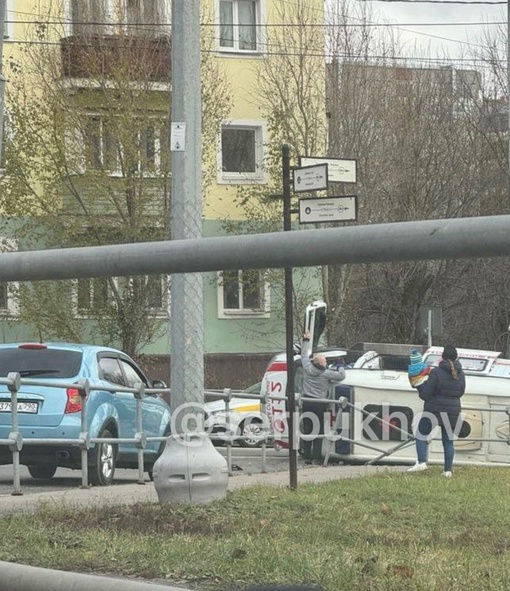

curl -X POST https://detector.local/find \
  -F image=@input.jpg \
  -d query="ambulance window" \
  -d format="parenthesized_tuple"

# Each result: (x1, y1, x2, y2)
(458, 420, 471, 438)
(363, 404, 414, 441)
(458, 358, 487, 372)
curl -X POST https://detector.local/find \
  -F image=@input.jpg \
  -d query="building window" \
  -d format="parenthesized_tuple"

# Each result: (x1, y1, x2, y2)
(68, 0, 170, 36)
(126, 0, 169, 36)
(70, 0, 107, 35)
(218, 269, 270, 318)
(362, 405, 414, 442)
(219, 0, 260, 52)
(219, 121, 265, 184)
(76, 277, 112, 315)
(83, 115, 169, 176)
(75, 276, 168, 318)
(124, 275, 169, 317)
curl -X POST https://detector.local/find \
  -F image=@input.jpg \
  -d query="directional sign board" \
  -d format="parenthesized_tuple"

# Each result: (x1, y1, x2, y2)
(299, 195, 358, 224)
(292, 163, 328, 193)
(300, 157, 357, 184)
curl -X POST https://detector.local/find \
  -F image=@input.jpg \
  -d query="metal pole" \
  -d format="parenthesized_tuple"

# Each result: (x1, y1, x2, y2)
(282, 144, 298, 490)
(170, 0, 204, 426)
(508, 0, 510, 206)
(3, 216, 510, 281)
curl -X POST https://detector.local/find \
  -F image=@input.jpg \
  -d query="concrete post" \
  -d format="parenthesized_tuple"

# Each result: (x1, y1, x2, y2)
(154, 0, 228, 504)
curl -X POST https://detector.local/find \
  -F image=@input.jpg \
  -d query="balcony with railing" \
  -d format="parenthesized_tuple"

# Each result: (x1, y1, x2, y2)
(60, 34, 171, 82)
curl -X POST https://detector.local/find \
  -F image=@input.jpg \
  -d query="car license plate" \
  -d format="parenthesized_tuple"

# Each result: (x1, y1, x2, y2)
(0, 401, 39, 414)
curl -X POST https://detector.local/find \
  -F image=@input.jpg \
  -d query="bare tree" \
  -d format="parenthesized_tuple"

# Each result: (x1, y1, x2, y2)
(326, 1, 497, 347)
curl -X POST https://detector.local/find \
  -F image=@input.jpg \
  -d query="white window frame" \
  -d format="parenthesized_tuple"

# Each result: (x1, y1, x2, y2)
(73, 277, 118, 318)
(3, 0, 13, 40)
(217, 270, 270, 319)
(218, 119, 266, 184)
(64, 0, 171, 36)
(73, 275, 169, 318)
(83, 113, 168, 178)
(217, 0, 266, 54)
(0, 237, 19, 317)
(124, 275, 169, 318)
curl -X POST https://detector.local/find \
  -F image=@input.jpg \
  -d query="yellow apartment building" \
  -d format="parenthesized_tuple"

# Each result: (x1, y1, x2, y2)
(0, 0, 327, 385)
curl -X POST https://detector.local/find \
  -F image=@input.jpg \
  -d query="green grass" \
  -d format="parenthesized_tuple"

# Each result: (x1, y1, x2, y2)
(1, 466, 510, 590)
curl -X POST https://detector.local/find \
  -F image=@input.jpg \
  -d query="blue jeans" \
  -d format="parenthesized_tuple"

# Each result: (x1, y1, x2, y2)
(415, 414, 456, 472)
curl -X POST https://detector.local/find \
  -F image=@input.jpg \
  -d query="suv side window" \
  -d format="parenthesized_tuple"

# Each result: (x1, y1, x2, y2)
(99, 357, 124, 386)
(119, 359, 148, 389)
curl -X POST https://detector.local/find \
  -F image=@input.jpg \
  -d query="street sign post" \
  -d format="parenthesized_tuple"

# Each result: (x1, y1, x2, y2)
(300, 156, 357, 184)
(299, 195, 358, 224)
(292, 163, 328, 193)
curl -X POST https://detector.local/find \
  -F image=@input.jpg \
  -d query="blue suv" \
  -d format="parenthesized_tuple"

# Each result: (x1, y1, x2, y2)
(0, 342, 171, 485)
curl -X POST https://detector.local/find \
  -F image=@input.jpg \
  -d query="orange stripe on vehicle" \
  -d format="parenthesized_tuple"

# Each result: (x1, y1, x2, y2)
(237, 404, 261, 413)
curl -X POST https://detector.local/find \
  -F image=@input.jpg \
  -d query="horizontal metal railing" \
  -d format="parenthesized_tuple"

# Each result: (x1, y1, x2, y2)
(0, 375, 279, 494)
(1, 376, 509, 495)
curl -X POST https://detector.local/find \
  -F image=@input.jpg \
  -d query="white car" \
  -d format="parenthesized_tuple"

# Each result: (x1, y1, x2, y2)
(205, 383, 269, 448)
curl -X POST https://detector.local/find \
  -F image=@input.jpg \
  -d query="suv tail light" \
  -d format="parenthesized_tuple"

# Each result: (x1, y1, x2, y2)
(65, 388, 82, 414)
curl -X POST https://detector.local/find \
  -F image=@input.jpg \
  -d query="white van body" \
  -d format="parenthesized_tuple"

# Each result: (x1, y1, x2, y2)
(262, 346, 510, 467)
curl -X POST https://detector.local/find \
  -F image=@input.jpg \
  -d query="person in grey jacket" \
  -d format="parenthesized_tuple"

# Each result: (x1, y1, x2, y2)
(300, 331, 346, 464)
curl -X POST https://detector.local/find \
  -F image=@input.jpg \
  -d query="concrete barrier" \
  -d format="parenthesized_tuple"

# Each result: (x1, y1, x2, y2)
(0, 561, 186, 591)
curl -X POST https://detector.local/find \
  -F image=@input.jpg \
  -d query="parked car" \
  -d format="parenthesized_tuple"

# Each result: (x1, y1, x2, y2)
(0, 342, 171, 485)
(205, 382, 269, 448)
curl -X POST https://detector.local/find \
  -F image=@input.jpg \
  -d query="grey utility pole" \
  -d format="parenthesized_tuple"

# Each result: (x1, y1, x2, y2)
(153, 0, 228, 504)
(169, 0, 204, 427)
(0, 0, 7, 169)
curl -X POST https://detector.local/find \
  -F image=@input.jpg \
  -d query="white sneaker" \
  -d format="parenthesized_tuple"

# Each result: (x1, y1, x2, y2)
(442, 471, 453, 478)
(407, 462, 428, 473)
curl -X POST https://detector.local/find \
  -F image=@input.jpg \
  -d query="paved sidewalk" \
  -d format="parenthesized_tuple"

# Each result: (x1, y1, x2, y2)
(0, 464, 407, 515)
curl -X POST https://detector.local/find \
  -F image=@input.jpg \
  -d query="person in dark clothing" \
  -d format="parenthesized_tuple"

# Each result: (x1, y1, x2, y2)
(300, 331, 345, 464)
(408, 345, 466, 477)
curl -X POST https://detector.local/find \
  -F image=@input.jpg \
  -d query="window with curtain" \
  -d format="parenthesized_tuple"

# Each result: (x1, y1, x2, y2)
(70, 0, 106, 35)
(83, 114, 169, 176)
(126, 0, 167, 36)
(219, 0, 258, 52)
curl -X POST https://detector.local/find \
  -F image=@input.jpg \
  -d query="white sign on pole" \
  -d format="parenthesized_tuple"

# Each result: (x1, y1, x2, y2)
(300, 157, 357, 184)
(170, 122, 186, 151)
(292, 163, 328, 193)
(299, 195, 358, 224)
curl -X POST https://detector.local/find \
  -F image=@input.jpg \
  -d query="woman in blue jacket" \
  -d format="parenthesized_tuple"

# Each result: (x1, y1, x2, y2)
(408, 345, 465, 477)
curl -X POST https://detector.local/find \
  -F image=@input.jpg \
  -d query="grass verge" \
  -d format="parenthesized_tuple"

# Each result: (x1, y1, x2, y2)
(0, 466, 510, 590)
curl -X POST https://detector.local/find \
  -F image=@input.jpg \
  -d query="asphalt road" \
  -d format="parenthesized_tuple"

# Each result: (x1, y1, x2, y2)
(0, 446, 291, 496)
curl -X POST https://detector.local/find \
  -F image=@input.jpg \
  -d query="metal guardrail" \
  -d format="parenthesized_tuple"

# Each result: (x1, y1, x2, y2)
(2, 378, 510, 495)
(0, 376, 278, 494)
